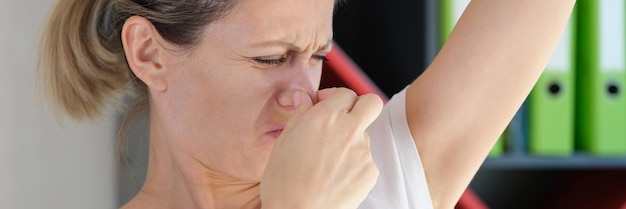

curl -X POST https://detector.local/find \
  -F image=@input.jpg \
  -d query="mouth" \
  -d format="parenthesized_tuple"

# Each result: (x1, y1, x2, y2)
(266, 129, 284, 139)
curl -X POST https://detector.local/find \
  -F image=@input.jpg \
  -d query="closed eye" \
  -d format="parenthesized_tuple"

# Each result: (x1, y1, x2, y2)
(253, 55, 328, 66)
(313, 55, 329, 62)
(253, 57, 287, 65)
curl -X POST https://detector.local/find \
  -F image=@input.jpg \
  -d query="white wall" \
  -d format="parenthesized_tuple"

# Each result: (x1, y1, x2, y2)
(0, 1, 117, 208)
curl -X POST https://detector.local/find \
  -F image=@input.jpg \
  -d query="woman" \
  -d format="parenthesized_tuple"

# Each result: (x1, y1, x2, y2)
(38, 0, 575, 208)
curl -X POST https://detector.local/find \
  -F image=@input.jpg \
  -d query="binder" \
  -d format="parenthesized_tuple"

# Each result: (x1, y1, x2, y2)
(455, 188, 489, 209)
(439, 0, 471, 47)
(441, 0, 505, 156)
(577, 0, 626, 155)
(321, 42, 386, 99)
(509, 101, 528, 155)
(528, 10, 576, 156)
(488, 133, 504, 157)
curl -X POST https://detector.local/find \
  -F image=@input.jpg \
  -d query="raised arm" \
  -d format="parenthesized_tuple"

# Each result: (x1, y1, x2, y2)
(405, 1, 576, 208)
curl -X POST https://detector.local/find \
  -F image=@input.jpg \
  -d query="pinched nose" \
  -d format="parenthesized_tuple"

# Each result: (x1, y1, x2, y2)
(277, 89, 317, 108)
(275, 59, 321, 109)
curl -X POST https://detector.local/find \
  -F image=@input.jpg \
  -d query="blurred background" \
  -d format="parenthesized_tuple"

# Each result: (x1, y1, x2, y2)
(1, 1, 116, 209)
(3, 0, 626, 209)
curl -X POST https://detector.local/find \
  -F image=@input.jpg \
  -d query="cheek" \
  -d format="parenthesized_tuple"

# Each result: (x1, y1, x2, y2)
(171, 61, 265, 138)
(193, 72, 266, 127)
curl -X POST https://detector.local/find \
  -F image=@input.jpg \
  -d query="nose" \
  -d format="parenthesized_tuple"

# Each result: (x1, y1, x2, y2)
(276, 62, 320, 108)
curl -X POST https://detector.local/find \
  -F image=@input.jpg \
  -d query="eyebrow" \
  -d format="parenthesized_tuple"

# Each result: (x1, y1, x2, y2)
(250, 39, 333, 52)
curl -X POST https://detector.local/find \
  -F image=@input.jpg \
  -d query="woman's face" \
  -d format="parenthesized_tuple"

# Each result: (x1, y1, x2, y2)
(158, 0, 335, 181)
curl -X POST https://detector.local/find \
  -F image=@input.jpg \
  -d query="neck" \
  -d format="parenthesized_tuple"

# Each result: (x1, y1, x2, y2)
(123, 114, 262, 209)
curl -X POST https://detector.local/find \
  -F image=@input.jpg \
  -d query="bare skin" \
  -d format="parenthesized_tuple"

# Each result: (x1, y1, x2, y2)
(119, 0, 576, 208)
(407, 1, 575, 207)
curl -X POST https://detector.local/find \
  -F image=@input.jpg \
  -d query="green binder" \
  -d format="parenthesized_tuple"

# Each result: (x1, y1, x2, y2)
(488, 133, 505, 158)
(577, 0, 626, 156)
(439, 0, 470, 47)
(528, 10, 576, 156)
(440, 0, 505, 156)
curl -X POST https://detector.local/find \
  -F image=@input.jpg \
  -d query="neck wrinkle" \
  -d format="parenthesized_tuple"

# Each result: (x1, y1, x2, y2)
(134, 109, 262, 209)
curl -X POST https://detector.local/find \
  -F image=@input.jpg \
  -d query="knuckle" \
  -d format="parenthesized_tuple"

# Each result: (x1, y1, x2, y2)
(358, 94, 384, 109)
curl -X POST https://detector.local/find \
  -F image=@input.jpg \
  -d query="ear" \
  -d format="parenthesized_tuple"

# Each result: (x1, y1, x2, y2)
(121, 16, 168, 92)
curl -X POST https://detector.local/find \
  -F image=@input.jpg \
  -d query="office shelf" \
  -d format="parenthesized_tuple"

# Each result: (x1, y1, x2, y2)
(482, 153, 626, 169)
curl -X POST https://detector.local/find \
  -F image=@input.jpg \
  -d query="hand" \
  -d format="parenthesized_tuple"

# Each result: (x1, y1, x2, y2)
(260, 87, 383, 209)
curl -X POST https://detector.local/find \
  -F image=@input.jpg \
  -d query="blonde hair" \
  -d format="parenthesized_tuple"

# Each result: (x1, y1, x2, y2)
(39, 0, 129, 120)
(38, 0, 234, 118)
(37, 0, 235, 160)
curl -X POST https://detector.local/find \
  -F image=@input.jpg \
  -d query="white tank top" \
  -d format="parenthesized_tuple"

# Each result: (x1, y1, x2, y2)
(359, 87, 434, 209)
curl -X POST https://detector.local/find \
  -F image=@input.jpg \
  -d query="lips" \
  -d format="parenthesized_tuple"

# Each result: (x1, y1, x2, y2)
(266, 129, 284, 138)
(264, 123, 286, 139)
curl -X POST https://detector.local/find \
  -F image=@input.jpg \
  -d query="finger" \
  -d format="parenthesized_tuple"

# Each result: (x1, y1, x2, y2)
(349, 94, 384, 128)
(316, 87, 337, 101)
(316, 87, 358, 112)
(289, 90, 314, 122)
(363, 131, 372, 150)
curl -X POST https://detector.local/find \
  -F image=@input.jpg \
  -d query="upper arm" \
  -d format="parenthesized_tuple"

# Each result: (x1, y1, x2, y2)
(404, 1, 576, 208)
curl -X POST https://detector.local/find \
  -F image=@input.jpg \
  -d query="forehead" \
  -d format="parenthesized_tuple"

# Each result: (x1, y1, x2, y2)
(205, 0, 336, 50)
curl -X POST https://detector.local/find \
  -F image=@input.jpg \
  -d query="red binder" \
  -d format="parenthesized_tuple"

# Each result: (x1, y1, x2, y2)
(456, 188, 489, 209)
(321, 43, 386, 99)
